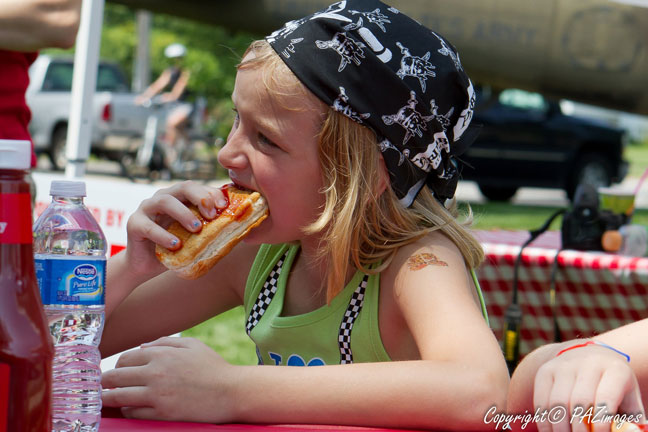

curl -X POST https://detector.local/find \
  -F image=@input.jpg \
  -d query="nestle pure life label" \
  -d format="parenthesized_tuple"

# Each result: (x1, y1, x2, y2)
(35, 256, 106, 306)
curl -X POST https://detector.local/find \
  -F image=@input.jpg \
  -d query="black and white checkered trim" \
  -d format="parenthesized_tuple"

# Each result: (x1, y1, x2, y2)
(338, 274, 369, 364)
(246, 251, 289, 336)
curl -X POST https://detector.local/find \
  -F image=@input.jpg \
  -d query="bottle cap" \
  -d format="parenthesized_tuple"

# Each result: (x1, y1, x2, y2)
(0, 139, 31, 170)
(50, 180, 86, 197)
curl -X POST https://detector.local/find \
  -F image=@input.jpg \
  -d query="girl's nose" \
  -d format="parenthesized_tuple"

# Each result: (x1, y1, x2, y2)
(217, 132, 247, 171)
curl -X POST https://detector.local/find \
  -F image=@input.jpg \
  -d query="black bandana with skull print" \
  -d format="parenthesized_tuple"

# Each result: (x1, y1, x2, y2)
(267, 0, 480, 207)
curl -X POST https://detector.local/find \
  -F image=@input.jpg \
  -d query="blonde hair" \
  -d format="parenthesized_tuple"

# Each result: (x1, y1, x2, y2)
(239, 41, 484, 302)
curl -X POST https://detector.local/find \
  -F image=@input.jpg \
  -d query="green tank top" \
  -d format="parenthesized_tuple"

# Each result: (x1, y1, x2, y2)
(244, 244, 488, 366)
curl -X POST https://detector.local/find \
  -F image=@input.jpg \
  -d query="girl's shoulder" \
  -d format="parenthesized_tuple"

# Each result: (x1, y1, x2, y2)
(381, 230, 468, 291)
(391, 230, 465, 268)
(380, 230, 486, 324)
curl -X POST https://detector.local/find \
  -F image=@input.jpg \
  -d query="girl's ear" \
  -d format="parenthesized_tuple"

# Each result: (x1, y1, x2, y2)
(377, 154, 390, 197)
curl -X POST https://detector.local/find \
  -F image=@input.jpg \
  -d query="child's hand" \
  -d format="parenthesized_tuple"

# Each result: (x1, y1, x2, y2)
(533, 344, 645, 432)
(101, 337, 237, 423)
(124, 181, 228, 277)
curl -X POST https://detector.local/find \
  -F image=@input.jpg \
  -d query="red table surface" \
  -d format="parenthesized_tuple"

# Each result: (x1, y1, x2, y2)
(100, 418, 427, 432)
(100, 408, 427, 432)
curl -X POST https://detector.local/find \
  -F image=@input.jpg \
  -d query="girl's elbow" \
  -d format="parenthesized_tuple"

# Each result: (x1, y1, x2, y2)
(465, 369, 510, 427)
(421, 367, 508, 430)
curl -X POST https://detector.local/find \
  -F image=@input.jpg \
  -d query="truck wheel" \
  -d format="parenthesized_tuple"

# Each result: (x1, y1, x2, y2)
(49, 125, 68, 170)
(478, 184, 518, 201)
(149, 146, 167, 172)
(567, 154, 611, 201)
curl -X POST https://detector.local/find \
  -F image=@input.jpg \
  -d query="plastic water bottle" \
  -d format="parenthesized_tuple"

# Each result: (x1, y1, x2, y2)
(33, 180, 106, 432)
(619, 224, 648, 257)
(0, 139, 53, 431)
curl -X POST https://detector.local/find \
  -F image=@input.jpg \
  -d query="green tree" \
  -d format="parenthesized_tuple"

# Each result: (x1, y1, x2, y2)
(99, 4, 260, 138)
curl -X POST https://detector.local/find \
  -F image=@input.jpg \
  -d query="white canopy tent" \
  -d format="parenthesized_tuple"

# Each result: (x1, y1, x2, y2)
(64, 0, 105, 178)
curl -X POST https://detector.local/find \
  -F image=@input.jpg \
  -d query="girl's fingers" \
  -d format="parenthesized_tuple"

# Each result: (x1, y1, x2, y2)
(134, 182, 230, 243)
(127, 211, 182, 250)
(534, 364, 575, 432)
(618, 385, 646, 425)
(140, 336, 200, 349)
(143, 193, 203, 233)
(534, 365, 556, 432)
(159, 181, 229, 221)
(113, 348, 154, 369)
(592, 365, 643, 432)
(533, 347, 644, 432)
(196, 187, 229, 220)
(102, 366, 147, 389)
(101, 385, 150, 408)
(546, 370, 576, 432)
(569, 366, 603, 432)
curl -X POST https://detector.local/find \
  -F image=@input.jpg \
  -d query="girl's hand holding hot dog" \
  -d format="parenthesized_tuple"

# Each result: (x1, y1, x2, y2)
(104, 181, 229, 322)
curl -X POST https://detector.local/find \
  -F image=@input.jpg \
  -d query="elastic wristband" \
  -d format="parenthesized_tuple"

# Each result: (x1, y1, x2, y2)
(556, 340, 630, 362)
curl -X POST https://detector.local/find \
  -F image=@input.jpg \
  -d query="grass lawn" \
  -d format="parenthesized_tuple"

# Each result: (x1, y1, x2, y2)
(182, 307, 258, 365)
(625, 140, 648, 178)
(183, 140, 648, 365)
(466, 202, 648, 231)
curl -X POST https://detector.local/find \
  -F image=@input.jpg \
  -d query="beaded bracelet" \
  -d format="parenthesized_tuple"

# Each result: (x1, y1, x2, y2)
(556, 340, 630, 362)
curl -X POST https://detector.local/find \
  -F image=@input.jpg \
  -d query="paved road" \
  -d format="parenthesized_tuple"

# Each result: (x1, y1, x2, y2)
(456, 177, 648, 209)
(35, 156, 647, 210)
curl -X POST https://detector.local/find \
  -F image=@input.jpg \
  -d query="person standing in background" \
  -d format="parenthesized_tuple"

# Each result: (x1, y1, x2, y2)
(0, 0, 82, 198)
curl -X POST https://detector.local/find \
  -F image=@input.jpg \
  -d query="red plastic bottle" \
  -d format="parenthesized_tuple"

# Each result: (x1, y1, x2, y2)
(0, 140, 53, 432)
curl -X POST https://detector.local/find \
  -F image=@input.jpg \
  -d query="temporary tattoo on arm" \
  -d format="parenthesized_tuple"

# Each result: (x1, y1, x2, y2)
(407, 253, 448, 271)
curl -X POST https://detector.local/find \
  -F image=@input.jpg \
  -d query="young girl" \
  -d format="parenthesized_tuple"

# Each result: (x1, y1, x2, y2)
(100, 1, 509, 429)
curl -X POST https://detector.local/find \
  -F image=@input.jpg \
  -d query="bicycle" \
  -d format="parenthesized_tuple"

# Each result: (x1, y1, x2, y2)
(121, 96, 223, 182)
(167, 96, 225, 181)
(136, 97, 169, 177)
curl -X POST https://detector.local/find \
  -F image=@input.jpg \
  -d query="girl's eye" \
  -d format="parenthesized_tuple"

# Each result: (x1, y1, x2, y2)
(231, 109, 240, 128)
(230, 107, 280, 151)
(258, 133, 277, 149)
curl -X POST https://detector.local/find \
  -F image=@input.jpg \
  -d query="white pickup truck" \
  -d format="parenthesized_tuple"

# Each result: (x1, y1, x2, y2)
(26, 54, 156, 169)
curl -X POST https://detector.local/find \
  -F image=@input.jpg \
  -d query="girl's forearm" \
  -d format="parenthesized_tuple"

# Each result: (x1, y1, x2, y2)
(105, 251, 161, 319)
(228, 360, 508, 431)
(596, 319, 648, 408)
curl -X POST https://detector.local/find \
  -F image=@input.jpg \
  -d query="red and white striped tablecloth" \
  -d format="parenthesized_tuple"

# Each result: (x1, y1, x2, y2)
(473, 230, 648, 358)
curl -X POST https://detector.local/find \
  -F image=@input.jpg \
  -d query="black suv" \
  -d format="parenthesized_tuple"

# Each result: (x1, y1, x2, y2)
(460, 87, 628, 201)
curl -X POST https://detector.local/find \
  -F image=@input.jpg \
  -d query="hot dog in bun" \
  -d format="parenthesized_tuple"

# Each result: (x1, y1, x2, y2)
(155, 184, 268, 279)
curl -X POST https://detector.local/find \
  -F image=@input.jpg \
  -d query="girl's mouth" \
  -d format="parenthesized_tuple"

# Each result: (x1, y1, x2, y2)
(228, 171, 259, 195)
(228, 171, 248, 191)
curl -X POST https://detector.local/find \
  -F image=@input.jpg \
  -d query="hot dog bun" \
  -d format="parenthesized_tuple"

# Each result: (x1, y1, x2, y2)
(155, 184, 268, 279)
